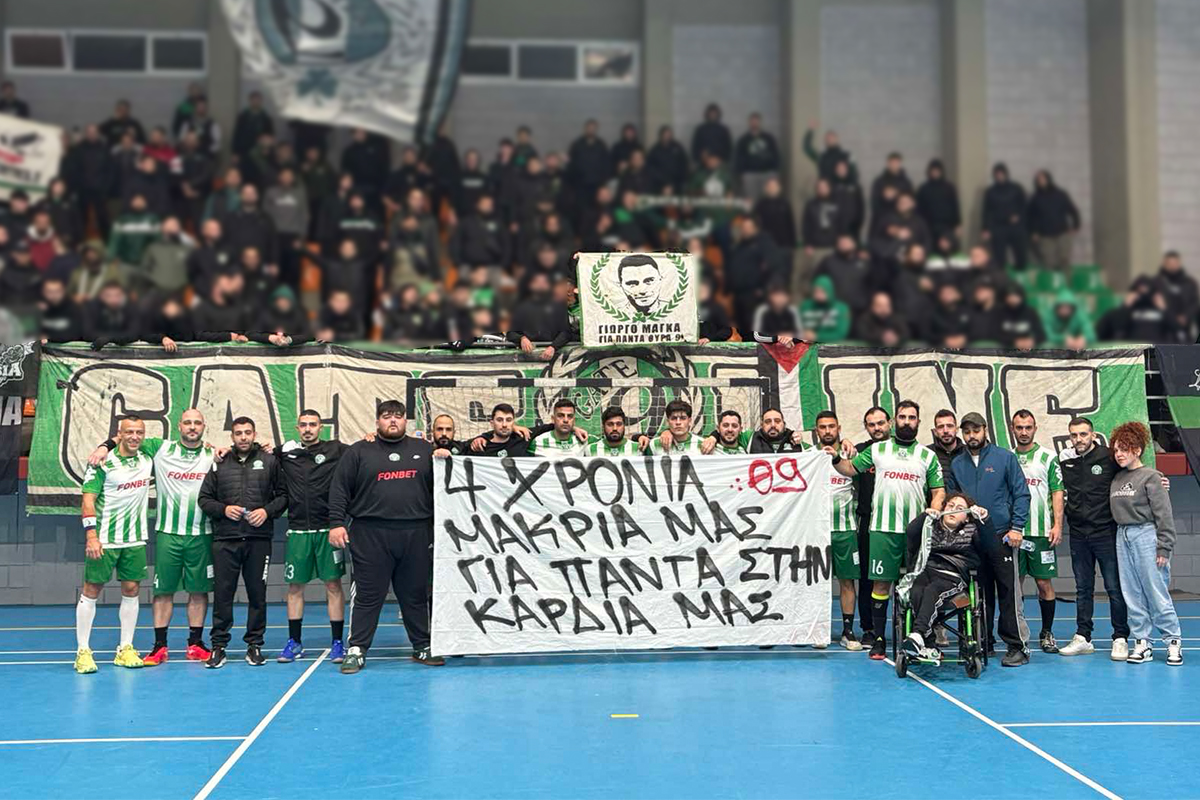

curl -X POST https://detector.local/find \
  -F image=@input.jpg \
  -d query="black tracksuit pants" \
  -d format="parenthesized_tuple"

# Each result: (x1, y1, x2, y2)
(977, 535, 1030, 652)
(348, 519, 432, 652)
(910, 568, 967, 640)
(211, 537, 271, 648)
(857, 515, 873, 632)
(989, 224, 1028, 270)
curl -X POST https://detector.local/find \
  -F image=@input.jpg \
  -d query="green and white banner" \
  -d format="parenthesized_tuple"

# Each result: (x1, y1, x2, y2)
(578, 252, 699, 346)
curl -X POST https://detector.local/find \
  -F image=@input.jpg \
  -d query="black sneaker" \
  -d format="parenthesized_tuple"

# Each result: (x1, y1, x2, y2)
(412, 647, 445, 666)
(340, 646, 365, 674)
(1039, 630, 1059, 654)
(205, 646, 227, 669)
(869, 636, 886, 661)
(986, 638, 998, 656)
(245, 645, 266, 666)
(1001, 648, 1030, 667)
(860, 630, 877, 649)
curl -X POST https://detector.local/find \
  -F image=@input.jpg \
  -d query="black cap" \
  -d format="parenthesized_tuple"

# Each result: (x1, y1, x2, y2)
(960, 412, 986, 429)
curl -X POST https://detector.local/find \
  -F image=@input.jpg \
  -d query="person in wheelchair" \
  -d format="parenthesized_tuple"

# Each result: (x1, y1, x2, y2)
(901, 493, 992, 661)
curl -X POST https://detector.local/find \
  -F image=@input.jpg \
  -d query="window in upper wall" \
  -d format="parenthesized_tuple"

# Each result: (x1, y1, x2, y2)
(8, 32, 68, 71)
(460, 40, 639, 86)
(73, 34, 146, 72)
(5, 29, 207, 76)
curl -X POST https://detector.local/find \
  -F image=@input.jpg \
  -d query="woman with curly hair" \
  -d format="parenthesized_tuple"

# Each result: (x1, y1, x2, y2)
(1108, 421, 1182, 665)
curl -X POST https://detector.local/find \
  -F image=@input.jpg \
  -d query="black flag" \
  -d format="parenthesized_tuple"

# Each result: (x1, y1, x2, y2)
(0, 342, 37, 494)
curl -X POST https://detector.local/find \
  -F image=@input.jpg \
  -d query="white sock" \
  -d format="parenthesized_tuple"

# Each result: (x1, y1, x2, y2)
(76, 594, 97, 651)
(118, 595, 139, 647)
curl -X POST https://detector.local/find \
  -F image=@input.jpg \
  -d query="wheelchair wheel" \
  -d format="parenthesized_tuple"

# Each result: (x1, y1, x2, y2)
(966, 655, 983, 679)
(895, 652, 908, 678)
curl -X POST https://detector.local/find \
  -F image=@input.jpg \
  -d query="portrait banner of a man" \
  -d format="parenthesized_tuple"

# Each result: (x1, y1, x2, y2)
(577, 252, 699, 347)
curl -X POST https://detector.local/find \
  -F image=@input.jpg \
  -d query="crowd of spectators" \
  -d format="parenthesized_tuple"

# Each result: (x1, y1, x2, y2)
(0, 79, 1196, 352)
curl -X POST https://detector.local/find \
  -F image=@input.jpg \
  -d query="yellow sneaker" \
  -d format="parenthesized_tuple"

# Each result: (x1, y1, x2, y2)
(113, 644, 144, 668)
(74, 647, 98, 674)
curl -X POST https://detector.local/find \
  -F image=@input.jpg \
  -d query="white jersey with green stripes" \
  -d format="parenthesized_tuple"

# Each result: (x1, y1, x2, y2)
(851, 439, 943, 533)
(142, 438, 214, 536)
(529, 430, 588, 458)
(81, 450, 153, 548)
(585, 438, 643, 456)
(650, 433, 705, 455)
(1016, 444, 1063, 538)
(711, 436, 746, 455)
(830, 468, 857, 531)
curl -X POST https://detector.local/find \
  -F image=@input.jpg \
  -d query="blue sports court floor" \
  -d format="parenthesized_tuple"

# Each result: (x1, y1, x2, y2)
(2, 598, 1198, 800)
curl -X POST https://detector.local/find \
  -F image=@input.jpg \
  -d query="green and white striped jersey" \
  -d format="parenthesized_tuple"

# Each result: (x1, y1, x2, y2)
(830, 470, 857, 531)
(1016, 444, 1063, 538)
(851, 439, 943, 533)
(650, 433, 705, 455)
(529, 430, 588, 458)
(585, 438, 643, 456)
(712, 438, 746, 454)
(141, 438, 214, 536)
(81, 450, 153, 548)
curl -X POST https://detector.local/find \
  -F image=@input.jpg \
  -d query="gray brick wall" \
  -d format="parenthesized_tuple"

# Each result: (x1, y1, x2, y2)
(984, 0, 1094, 263)
(818, 2, 943, 202)
(1156, 0, 1200, 268)
(671, 24, 783, 161)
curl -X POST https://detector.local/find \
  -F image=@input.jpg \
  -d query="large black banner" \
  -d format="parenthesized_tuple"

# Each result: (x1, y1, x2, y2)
(0, 342, 37, 494)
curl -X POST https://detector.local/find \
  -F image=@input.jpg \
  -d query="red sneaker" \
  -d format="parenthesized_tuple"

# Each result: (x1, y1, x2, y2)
(186, 643, 212, 661)
(143, 645, 169, 667)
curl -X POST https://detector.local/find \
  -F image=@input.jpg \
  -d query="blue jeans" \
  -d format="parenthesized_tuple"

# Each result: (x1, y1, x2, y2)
(1116, 523, 1182, 642)
(1069, 532, 1130, 640)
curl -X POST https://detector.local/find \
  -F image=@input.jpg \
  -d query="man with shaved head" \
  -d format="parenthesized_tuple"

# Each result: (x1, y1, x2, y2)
(89, 408, 218, 666)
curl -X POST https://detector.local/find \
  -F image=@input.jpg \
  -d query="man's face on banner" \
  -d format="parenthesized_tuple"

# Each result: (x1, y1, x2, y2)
(621, 263, 662, 313)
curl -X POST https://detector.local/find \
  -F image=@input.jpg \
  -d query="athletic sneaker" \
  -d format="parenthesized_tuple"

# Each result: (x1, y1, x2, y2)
(205, 646, 227, 669)
(1039, 631, 1059, 654)
(869, 636, 886, 660)
(1111, 638, 1129, 662)
(1001, 648, 1029, 667)
(330, 639, 346, 663)
(74, 647, 98, 674)
(245, 645, 266, 666)
(918, 646, 943, 664)
(902, 633, 924, 659)
(1126, 639, 1153, 664)
(934, 625, 950, 648)
(839, 631, 863, 651)
(186, 643, 212, 661)
(113, 644, 144, 668)
(860, 630, 877, 649)
(1058, 634, 1095, 656)
(341, 646, 365, 674)
(143, 644, 169, 666)
(276, 639, 304, 663)
(1168, 639, 1183, 666)
(412, 647, 445, 666)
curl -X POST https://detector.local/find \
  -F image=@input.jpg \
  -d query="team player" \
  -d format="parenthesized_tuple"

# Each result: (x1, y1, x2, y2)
(275, 410, 349, 664)
(529, 399, 589, 458)
(834, 400, 945, 659)
(650, 400, 705, 454)
(854, 407, 892, 647)
(1011, 409, 1064, 653)
(585, 407, 644, 455)
(697, 407, 810, 454)
(711, 410, 747, 454)
(470, 403, 588, 456)
(816, 411, 863, 651)
(75, 414, 154, 674)
(428, 414, 470, 453)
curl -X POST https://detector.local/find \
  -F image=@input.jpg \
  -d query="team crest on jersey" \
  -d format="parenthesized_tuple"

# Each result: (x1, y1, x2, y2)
(498, 449, 508, 458)
(253, 460, 264, 470)
(388, 452, 400, 461)
(1091, 465, 1103, 475)
(315, 454, 326, 465)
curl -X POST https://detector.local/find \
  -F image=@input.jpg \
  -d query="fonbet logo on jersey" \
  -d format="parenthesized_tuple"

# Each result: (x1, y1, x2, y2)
(166, 470, 206, 481)
(117, 479, 150, 491)
(882, 471, 922, 482)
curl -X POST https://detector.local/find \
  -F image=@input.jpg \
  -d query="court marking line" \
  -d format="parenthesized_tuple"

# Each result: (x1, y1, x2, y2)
(1002, 722, 1200, 728)
(192, 648, 329, 800)
(0, 736, 246, 745)
(886, 658, 1121, 800)
(610, 714, 639, 719)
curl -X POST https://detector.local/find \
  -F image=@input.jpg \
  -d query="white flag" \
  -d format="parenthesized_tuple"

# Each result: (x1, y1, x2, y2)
(577, 252, 700, 347)
(0, 114, 63, 201)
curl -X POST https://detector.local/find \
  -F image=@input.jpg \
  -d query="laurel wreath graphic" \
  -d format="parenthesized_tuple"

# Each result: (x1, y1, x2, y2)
(588, 253, 689, 323)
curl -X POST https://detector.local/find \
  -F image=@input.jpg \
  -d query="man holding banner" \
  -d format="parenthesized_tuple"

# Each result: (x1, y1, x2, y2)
(584, 407, 644, 456)
(650, 400, 705, 454)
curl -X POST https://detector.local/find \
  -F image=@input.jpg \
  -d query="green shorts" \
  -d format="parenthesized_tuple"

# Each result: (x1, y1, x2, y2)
(868, 530, 906, 582)
(153, 531, 213, 595)
(284, 530, 345, 584)
(1019, 537, 1059, 580)
(84, 545, 147, 585)
(831, 529, 860, 580)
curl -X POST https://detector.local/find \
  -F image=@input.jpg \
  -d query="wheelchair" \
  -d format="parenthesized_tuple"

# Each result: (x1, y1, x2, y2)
(891, 567, 988, 679)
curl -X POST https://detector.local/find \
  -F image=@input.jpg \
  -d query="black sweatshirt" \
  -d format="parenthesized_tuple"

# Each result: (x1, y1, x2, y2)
(467, 423, 555, 457)
(278, 439, 349, 531)
(1059, 443, 1117, 539)
(328, 436, 435, 526)
(197, 444, 288, 540)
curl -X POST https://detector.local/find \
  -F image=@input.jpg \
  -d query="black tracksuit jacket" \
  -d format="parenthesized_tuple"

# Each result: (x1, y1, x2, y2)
(277, 439, 349, 531)
(1059, 443, 1118, 540)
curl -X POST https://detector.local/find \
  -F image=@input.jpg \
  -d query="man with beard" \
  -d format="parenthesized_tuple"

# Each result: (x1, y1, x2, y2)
(427, 414, 471, 455)
(697, 407, 808, 454)
(709, 410, 748, 454)
(930, 409, 964, 477)
(528, 399, 588, 458)
(585, 407, 644, 456)
(851, 407, 892, 644)
(834, 401, 944, 659)
(468, 403, 588, 457)
(944, 413, 1031, 666)
(815, 411, 864, 650)
(328, 401, 448, 671)
(1011, 410, 1064, 654)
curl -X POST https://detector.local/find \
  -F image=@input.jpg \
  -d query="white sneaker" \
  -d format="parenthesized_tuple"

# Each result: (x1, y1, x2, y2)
(812, 640, 829, 650)
(1058, 634, 1095, 656)
(1110, 637, 1129, 662)
(1168, 639, 1183, 666)
(1126, 639, 1153, 663)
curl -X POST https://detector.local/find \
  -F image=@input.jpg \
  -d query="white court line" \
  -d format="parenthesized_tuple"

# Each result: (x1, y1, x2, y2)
(0, 736, 245, 745)
(887, 658, 1122, 800)
(1003, 722, 1200, 728)
(0, 624, 405, 632)
(192, 648, 328, 800)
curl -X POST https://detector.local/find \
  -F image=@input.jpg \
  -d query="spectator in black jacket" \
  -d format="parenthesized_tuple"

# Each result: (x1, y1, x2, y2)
(1027, 169, 1080, 272)
(567, 119, 611, 205)
(506, 270, 572, 360)
(802, 178, 841, 253)
(617, 148, 653, 197)
(0, 240, 41, 320)
(198, 417, 287, 667)
(870, 153, 914, 220)
(450, 193, 510, 272)
(968, 278, 1005, 343)
(803, 125, 856, 182)
(122, 155, 171, 218)
(316, 290, 365, 342)
(38, 278, 86, 343)
(422, 126, 461, 215)
(691, 103, 733, 164)
(306, 239, 370, 320)
(261, 286, 311, 342)
(1155, 251, 1200, 339)
(735, 113, 781, 199)
(383, 146, 430, 216)
(725, 216, 782, 336)
(647, 125, 689, 194)
(982, 162, 1028, 270)
(0, 81, 30, 118)
(754, 177, 797, 251)
(916, 159, 962, 256)
(455, 149, 488, 217)
(855, 291, 909, 347)
(752, 283, 802, 343)
(831, 159, 866, 240)
(698, 277, 733, 344)
(71, 125, 115, 238)
(815, 235, 872, 316)
(223, 184, 278, 265)
(997, 286, 1046, 350)
(893, 244, 936, 342)
(192, 273, 252, 337)
(610, 123, 642, 173)
(84, 282, 139, 345)
(1096, 277, 1183, 344)
(99, 99, 146, 147)
(930, 282, 971, 349)
(487, 139, 520, 225)
(231, 92, 274, 163)
(339, 128, 389, 207)
(44, 178, 84, 250)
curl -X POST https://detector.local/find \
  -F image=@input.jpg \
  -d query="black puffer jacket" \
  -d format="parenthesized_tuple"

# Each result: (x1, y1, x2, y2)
(905, 513, 987, 577)
(198, 444, 287, 540)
